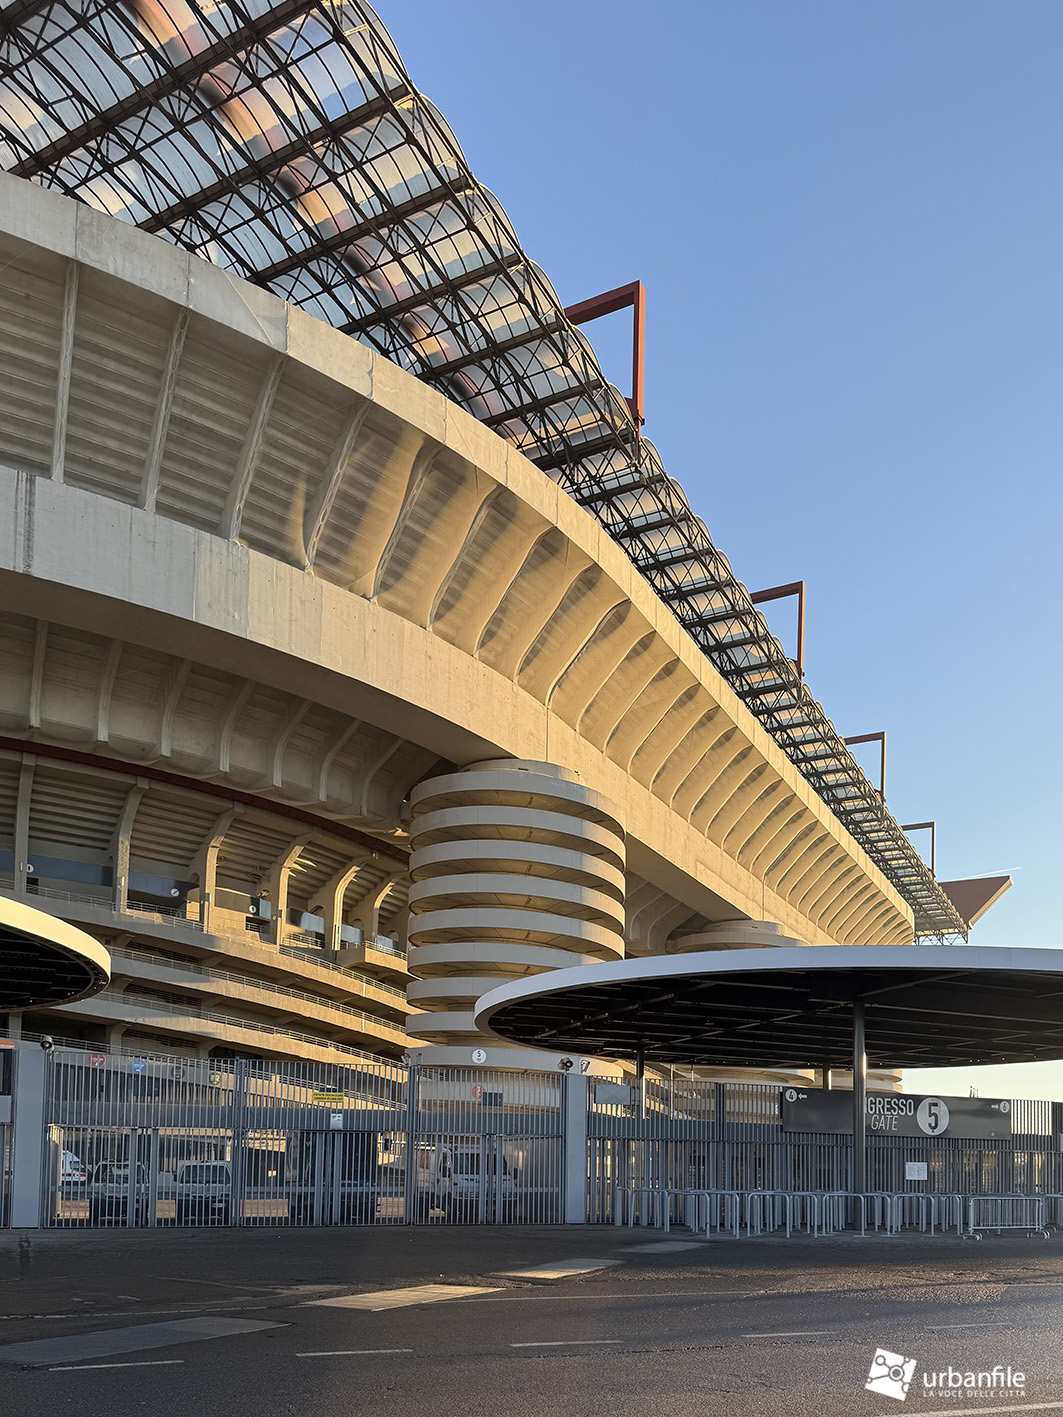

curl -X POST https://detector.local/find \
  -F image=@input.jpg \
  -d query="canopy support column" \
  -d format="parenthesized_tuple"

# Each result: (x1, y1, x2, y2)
(852, 1000, 867, 1194)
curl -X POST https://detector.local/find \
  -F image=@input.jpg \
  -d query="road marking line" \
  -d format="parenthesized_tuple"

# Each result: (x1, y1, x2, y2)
(467, 1289, 765, 1303)
(875, 1403, 1063, 1417)
(0, 1316, 283, 1366)
(306, 1285, 501, 1311)
(511, 1340, 623, 1348)
(928, 1321, 1010, 1330)
(495, 1260, 624, 1281)
(618, 1242, 704, 1253)
(743, 1330, 837, 1338)
(50, 1361, 185, 1371)
(297, 1349, 413, 1358)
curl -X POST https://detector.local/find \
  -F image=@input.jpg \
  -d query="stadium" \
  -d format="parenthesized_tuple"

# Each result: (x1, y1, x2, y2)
(0, 0, 1007, 1083)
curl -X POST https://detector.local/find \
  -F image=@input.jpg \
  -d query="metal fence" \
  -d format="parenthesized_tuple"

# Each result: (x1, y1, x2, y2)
(583, 1078, 1062, 1224)
(40, 1050, 562, 1229)
(1, 1046, 1058, 1229)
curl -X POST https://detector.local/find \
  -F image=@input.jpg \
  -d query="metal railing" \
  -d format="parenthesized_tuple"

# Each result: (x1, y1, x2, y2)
(12, 887, 406, 982)
(965, 1196, 1050, 1239)
(6, 1028, 388, 1069)
(125, 898, 202, 927)
(280, 936, 406, 964)
(615, 1186, 1059, 1241)
(23, 886, 204, 931)
(278, 940, 405, 975)
(109, 944, 408, 1007)
(283, 931, 408, 957)
(366, 936, 406, 958)
(284, 930, 321, 948)
(87, 988, 407, 1055)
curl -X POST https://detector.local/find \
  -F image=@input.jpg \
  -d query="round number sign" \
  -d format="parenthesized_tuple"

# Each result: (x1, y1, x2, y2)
(916, 1096, 950, 1135)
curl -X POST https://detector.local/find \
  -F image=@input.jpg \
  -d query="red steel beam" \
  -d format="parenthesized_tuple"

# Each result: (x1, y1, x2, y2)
(843, 731, 886, 799)
(750, 580, 805, 678)
(564, 280, 646, 425)
(901, 820, 936, 878)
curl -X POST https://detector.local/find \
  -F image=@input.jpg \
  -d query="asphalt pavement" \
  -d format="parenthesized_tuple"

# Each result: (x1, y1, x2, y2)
(2, 1225, 1063, 1416)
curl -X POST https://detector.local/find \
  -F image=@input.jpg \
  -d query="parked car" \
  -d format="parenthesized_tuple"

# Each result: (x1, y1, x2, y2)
(174, 1160, 231, 1225)
(60, 1149, 87, 1184)
(89, 1161, 152, 1223)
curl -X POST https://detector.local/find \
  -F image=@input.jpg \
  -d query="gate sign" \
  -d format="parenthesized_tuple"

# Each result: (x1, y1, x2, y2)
(88, 1052, 106, 1068)
(130, 1058, 147, 1075)
(780, 1088, 1012, 1139)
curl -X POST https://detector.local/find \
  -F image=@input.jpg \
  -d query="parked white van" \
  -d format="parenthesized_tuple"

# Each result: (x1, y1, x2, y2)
(414, 1143, 517, 1221)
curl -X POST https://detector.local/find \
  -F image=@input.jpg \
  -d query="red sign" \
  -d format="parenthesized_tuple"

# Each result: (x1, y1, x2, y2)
(471, 1085, 484, 1101)
(88, 1053, 106, 1068)
(0, 1040, 14, 1049)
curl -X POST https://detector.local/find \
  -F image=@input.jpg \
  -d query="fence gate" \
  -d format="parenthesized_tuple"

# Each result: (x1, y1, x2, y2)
(44, 1050, 409, 1227)
(410, 1067, 563, 1224)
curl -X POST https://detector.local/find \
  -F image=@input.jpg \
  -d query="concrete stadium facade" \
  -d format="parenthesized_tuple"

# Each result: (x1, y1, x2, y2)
(0, 172, 916, 1079)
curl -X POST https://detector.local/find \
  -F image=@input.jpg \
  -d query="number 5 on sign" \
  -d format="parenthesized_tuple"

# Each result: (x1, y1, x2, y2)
(917, 1097, 950, 1135)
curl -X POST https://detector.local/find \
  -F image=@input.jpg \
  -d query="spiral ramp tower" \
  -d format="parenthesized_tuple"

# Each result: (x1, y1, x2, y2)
(406, 762, 625, 1068)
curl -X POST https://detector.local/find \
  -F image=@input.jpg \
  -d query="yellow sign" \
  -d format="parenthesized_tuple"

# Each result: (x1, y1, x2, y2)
(312, 1091, 346, 1104)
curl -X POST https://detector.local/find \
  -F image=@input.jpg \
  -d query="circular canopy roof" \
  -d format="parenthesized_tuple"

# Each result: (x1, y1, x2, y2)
(0, 897, 110, 1009)
(474, 946, 1063, 1069)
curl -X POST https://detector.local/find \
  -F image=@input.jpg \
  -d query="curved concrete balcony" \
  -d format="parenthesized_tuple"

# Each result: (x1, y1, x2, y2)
(6, 890, 410, 1029)
(410, 839, 625, 898)
(408, 874, 624, 929)
(404, 1009, 481, 1043)
(108, 946, 411, 1029)
(408, 940, 604, 977)
(53, 986, 409, 1063)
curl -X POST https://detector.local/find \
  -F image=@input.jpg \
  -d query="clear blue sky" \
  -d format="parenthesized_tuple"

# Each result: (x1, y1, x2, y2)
(379, 2, 1063, 1096)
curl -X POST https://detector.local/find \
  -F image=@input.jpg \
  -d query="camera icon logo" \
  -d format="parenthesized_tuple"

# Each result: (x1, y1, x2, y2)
(865, 1347, 917, 1401)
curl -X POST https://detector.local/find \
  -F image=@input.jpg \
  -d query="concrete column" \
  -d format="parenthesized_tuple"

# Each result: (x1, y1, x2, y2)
(112, 780, 146, 914)
(368, 875, 403, 937)
(267, 837, 312, 946)
(193, 808, 240, 933)
(563, 1071, 589, 1224)
(320, 859, 368, 953)
(13, 758, 34, 894)
(10, 1047, 47, 1228)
